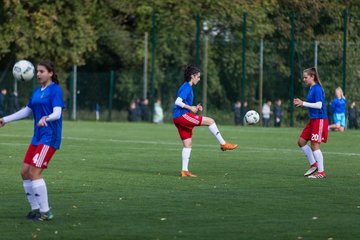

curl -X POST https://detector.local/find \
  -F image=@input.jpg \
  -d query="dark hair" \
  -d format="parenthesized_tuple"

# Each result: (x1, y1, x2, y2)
(303, 67, 322, 86)
(38, 60, 59, 84)
(184, 64, 200, 82)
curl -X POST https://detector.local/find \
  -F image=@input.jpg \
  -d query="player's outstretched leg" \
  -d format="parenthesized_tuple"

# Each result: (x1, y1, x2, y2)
(202, 116, 237, 151)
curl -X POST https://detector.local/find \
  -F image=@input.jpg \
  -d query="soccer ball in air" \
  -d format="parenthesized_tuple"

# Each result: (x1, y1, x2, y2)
(12, 60, 35, 81)
(244, 110, 260, 125)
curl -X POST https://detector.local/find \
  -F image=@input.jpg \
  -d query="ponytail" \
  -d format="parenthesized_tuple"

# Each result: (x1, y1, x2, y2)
(303, 67, 322, 86)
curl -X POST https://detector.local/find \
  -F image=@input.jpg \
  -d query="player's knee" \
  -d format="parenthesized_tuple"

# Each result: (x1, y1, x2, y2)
(207, 117, 215, 125)
(20, 170, 28, 180)
(28, 168, 41, 180)
(183, 142, 192, 148)
(297, 138, 306, 147)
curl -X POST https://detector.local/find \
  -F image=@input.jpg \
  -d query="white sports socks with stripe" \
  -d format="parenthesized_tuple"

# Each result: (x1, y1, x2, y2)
(23, 180, 40, 210)
(182, 148, 191, 171)
(208, 123, 226, 145)
(32, 178, 50, 213)
(301, 145, 316, 165)
(313, 149, 324, 172)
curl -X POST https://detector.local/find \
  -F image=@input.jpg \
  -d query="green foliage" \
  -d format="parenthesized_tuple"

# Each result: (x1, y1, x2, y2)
(1, 0, 360, 111)
(0, 0, 97, 68)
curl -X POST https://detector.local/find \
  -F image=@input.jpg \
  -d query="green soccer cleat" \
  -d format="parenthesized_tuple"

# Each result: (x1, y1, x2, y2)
(26, 209, 40, 220)
(38, 209, 54, 221)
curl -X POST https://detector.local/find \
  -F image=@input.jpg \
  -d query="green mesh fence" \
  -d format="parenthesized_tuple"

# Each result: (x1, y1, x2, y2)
(1, 39, 360, 125)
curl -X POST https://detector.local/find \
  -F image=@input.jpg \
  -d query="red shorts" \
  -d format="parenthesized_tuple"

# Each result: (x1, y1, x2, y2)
(300, 119, 328, 143)
(173, 112, 203, 140)
(23, 144, 56, 169)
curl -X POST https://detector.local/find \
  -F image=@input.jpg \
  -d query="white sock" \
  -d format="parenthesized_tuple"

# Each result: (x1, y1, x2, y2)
(182, 148, 191, 171)
(313, 149, 324, 172)
(301, 145, 316, 165)
(32, 178, 50, 213)
(208, 123, 226, 145)
(23, 180, 40, 210)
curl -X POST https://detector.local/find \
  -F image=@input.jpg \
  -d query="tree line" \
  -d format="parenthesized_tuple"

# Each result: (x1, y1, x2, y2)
(0, 0, 359, 114)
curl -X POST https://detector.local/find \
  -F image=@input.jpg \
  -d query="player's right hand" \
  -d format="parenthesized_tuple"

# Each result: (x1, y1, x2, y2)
(293, 98, 303, 107)
(189, 106, 198, 113)
(0, 118, 5, 128)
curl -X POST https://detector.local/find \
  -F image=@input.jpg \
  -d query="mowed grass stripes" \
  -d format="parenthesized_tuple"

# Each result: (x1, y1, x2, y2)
(0, 121, 359, 240)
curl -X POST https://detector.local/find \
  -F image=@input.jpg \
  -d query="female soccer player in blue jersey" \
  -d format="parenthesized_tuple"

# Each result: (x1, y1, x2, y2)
(0, 60, 64, 220)
(173, 65, 237, 177)
(328, 87, 347, 132)
(293, 67, 328, 179)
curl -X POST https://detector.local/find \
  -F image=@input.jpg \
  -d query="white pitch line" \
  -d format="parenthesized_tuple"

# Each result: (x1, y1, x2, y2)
(1, 134, 360, 157)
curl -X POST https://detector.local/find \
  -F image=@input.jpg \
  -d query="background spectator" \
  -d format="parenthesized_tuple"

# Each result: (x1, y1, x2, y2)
(234, 101, 242, 125)
(0, 88, 7, 117)
(127, 101, 137, 122)
(274, 99, 282, 127)
(9, 91, 19, 114)
(153, 98, 164, 124)
(141, 98, 150, 122)
(262, 100, 272, 127)
(348, 101, 358, 129)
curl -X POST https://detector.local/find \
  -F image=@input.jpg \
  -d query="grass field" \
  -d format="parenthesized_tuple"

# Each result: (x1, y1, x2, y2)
(0, 121, 360, 240)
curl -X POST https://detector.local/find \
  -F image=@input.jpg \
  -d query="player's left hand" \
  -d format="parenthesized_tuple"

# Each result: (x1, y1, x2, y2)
(37, 116, 48, 127)
(197, 104, 203, 112)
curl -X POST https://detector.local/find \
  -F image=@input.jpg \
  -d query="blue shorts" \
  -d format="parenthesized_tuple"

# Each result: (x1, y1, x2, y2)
(333, 113, 346, 127)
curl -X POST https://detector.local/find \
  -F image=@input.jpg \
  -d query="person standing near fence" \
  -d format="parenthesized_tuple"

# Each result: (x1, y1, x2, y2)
(153, 98, 164, 124)
(273, 99, 282, 127)
(234, 100, 242, 125)
(9, 91, 19, 114)
(293, 67, 328, 179)
(328, 87, 347, 132)
(95, 103, 100, 121)
(173, 65, 237, 177)
(0, 60, 64, 220)
(141, 98, 150, 122)
(0, 88, 7, 117)
(348, 101, 358, 129)
(262, 100, 272, 127)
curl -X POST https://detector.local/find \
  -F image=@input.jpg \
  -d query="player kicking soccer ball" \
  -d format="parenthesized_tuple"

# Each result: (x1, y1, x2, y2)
(173, 65, 237, 177)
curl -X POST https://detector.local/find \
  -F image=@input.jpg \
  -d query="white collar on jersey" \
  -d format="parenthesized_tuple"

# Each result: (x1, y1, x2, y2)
(41, 82, 54, 91)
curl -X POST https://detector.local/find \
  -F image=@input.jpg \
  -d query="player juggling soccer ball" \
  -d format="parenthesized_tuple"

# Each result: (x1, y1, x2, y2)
(293, 67, 328, 179)
(173, 65, 237, 177)
(0, 60, 64, 220)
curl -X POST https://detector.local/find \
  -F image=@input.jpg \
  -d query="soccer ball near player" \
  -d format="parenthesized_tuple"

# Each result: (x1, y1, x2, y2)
(12, 60, 35, 81)
(244, 110, 260, 125)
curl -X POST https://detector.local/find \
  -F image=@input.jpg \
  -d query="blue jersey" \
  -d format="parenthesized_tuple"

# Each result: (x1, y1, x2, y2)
(330, 97, 346, 114)
(307, 83, 327, 119)
(27, 83, 64, 149)
(173, 82, 193, 119)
